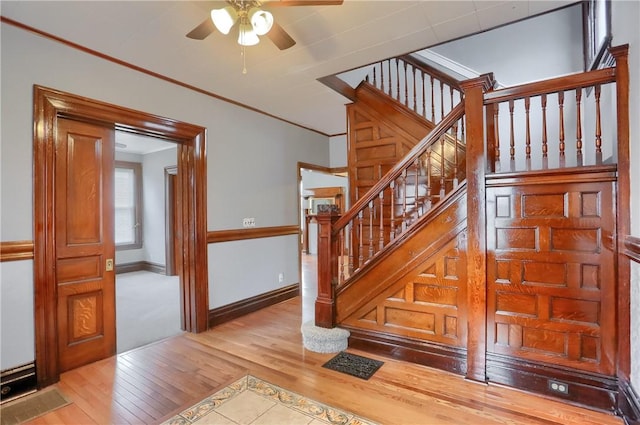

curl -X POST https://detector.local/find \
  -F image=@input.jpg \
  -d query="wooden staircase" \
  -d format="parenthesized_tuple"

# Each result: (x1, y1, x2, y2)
(316, 46, 631, 413)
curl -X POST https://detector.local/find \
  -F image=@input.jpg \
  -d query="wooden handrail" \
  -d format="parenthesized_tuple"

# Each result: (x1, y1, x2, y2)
(399, 54, 464, 92)
(333, 101, 466, 232)
(484, 67, 616, 104)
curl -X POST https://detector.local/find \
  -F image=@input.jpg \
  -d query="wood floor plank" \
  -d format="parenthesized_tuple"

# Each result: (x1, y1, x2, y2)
(27, 294, 623, 425)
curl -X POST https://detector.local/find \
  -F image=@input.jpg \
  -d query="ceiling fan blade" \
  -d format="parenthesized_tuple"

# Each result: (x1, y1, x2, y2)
(266, 22, 296, 50)
(265, 0, 343, 6)
(186, 18, 216, 40)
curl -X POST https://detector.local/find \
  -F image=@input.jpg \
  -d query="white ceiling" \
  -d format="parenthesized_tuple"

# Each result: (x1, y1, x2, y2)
(1, 0, 575, 137)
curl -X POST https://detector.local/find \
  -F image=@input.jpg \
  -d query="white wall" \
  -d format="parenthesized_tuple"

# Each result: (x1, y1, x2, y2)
(330, 135, 347, 168)
(431, 4, 584, 87)
(142, 147, 177, 266)
(0, 22, 329, 370)
(611, 0, 640, 391)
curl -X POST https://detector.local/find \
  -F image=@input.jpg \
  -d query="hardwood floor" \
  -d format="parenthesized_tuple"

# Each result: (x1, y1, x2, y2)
(25, 292, 623, 425)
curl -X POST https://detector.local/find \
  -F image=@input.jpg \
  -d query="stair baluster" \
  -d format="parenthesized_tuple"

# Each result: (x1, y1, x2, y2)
(595, 84, 602, 164)
(576, 88, 583, 166)
(559, 91, 566, 167)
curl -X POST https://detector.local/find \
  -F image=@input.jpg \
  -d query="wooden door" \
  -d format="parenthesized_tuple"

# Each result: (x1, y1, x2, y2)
(55, 118, 116, 372)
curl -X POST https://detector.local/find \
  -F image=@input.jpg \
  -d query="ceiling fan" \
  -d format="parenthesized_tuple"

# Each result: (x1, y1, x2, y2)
(186, 0, 344, 51)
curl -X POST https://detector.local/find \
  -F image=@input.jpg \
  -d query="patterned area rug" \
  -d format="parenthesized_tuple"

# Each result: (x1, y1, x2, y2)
(162, 375, 377, 425)
(0, 388, 70, 425)
(322, 352, 384, 380)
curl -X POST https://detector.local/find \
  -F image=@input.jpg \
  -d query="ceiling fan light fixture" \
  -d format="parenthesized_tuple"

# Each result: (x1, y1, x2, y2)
(210, 6, 237, 35)
(249, 8, 274, 36)
(238, 22, 260, 46)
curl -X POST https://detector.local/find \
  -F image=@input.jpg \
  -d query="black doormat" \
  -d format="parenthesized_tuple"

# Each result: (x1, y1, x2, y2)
(322, 351, 384, 380)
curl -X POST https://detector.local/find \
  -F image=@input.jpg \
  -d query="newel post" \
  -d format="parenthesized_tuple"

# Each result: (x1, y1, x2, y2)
(315, 205, 340, 328)
(460, 73, 494, 383)
(610, 45, 631, 382)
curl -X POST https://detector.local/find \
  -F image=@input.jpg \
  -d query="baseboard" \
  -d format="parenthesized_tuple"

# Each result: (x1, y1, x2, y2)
(486, 353, 618, 413)
(343, 326, 467, 375)
(619, 378, 640, 425)
(1, 363, 36, 403)
(116, 261, 166, 275)
(208, 284, 300, 327)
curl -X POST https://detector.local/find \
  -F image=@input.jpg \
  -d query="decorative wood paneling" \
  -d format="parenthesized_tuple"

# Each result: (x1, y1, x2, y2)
(486, 177, 616, 376)
(0, 241, 34, 262)
(207, 225, 299, 243)
(338, 187, 468, 370)
(346, 232, 467, 347)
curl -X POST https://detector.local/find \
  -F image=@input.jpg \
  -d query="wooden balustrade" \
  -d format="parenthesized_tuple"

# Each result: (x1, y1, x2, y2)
(313, 102, 467, 327)
(484, 67, 618, 172)
(365, 55, 464, 124)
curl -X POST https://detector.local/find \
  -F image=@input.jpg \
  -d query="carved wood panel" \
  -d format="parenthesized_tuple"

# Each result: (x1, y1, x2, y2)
(55, 118, 116, 373)
(345, 231, 467, 347)
(486, 181, 616, 375)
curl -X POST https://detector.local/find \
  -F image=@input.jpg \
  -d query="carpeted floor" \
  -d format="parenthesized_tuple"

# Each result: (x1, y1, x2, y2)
(0, 388, 70, 425)
(161, 375, 377, 425)
(116, 270, 183, 353)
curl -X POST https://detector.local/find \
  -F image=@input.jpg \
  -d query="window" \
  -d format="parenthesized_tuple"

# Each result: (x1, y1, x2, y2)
(115, 161, 143, 249)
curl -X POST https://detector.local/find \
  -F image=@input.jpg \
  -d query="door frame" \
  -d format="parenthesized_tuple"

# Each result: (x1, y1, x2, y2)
(33, 85, 209, 387)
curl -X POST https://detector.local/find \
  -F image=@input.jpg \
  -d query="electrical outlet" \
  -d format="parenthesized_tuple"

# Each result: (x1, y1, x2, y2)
(242, 218, 256, 228)
(278, 272, 284, 283)
(548, 380, 569, 395)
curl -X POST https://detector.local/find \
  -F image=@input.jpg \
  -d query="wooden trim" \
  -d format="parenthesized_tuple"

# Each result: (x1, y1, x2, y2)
(114, 160, 143, 250)
(207, 225, 299, 243)
(208, 284, 299, 327)
(486, 165, 618, 186)
(115, 261, 166, 275)
(486, 353, 618, 413)
(345, 326, 467, 376)
(484, 67, 616, 104)
(297, 162, 348, 176)
(399, 54, 464, 91)
(624, 236, 640, 263)
(0, 241, 34, 262)
(618, 379, 640, 425)
(0, 362, 37, 403)
(317, 75, 356, 102)
(0, 16, 331, 138)
(33, 85, 208, 387)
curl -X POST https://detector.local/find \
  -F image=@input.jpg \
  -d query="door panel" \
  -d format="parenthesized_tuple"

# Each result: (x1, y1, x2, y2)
(55, 118, 116, 372)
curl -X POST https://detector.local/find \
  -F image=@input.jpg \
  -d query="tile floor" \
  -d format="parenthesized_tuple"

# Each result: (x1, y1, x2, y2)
(162, 375, 376, 425)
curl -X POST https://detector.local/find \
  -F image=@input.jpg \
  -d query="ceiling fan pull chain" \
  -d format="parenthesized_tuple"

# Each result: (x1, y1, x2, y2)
(242, 45, 248, 74)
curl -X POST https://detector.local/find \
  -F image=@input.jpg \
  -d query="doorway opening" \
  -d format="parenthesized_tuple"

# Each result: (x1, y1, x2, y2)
(297, 163, 348, 324)
(114, 132, 182, 353)
(33, 86, 208, 387)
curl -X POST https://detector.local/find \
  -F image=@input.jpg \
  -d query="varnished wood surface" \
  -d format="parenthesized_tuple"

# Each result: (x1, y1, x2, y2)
(33, 86, 208, 386)
(207, 225, 299, 243)
(26, 296, 623, 425)
(0, 240, 34, 262)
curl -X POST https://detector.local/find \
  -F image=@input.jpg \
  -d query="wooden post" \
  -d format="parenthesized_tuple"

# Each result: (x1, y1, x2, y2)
(460, 73, 494, 383)
(610, 45, 631, 383)
(315, 205, 340, 328)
